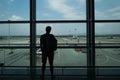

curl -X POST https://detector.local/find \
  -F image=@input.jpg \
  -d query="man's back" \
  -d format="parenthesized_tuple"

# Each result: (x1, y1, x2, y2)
(40, 34, 57, 52)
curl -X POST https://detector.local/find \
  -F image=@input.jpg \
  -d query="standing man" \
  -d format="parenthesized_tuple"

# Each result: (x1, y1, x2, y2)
(40, 26, 57, 80)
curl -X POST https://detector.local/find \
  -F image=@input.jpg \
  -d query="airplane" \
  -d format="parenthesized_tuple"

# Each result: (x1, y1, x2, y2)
(36, 48, 42, 55)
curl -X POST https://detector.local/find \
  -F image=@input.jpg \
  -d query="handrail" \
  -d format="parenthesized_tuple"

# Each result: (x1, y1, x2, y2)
(0, 42, 120, 48)
(0, 46, 120, 48)
(1, 66, 120, 68)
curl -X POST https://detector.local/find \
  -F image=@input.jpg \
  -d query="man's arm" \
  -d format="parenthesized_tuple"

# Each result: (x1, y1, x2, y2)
(40, 36, 43, 50)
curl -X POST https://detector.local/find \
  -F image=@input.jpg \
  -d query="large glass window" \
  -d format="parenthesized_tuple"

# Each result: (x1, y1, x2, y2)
(95, 23, 120, 66)
(95, 23, 120, 35)
(0, 0, 29, 21)
(96, 48, 120, 66)
(0, 49, 30, 66)
(36, 23, 87, 66)
(0, 0, 120, 79)
(95, 0, 120, 20)
(0, 24, 29, 45)
(36, 48, 87, 66)
(36, 0, 86, 20)
(36, 23, 86, 39)
(0, 24, 30, 66)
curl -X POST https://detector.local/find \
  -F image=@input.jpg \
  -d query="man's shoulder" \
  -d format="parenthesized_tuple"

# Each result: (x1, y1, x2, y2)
(41, 34, 46, 37)
(40, 34, 45, 40)
(50, 34, 54, 36)
(40, 34, 55, 38)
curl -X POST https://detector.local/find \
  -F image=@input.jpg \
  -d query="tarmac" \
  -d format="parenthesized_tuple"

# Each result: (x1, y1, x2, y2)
(0, 36, 120, 66)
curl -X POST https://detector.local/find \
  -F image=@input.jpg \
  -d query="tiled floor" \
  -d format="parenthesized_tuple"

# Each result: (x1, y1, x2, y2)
(0, 76, 120, 80)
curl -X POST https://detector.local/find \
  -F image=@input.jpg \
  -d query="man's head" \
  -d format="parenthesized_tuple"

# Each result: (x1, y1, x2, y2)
(46, 26, 51, 34)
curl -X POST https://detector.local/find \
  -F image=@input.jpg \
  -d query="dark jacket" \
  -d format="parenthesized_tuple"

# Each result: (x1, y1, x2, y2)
(40, 34, 57, 52)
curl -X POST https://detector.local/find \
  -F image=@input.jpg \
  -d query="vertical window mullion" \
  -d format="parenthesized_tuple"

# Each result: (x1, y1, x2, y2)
(86, 0, 95, 80)
(30, 0, 36, 79)
(91, 0, 95, 79)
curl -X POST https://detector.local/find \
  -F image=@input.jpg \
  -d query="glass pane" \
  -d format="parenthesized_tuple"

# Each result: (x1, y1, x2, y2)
(0, 24, 30, 45)
(36, 23, 87, 66)
(0, 24, 30, 66)
(95, 23, 120, 66)
(95, 23, 120, 46)
(95, 0, 120, 20)
(0, 49, 30, 66)
(36, 23, 86, 44)
(36, 48, 87, 66)
(36, 0, 86, 20)
(96, 48, 120, 66)
(0, 0, 29, 21)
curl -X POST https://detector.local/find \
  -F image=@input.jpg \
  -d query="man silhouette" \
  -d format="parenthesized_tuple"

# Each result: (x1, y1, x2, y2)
(40, 26, 57, 80)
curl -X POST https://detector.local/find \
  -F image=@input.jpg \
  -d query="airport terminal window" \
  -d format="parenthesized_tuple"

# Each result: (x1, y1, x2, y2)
(0, 0, 120, 79)
(36, 0, 86, 20)
(0, 24, 29, 45)
(95, 23, 120, 37)
(0, 24, 8, 41)
(96, 48, 120, 66)
(95, 23, 120, 66)
(36, 48, 87, 66)
(0, 0, 29, 21)
(36, 23, 87, 66)
(0, 0, 30, 66)
(0, 24, 30, 66)
(95, 0, 120, 20)
(36, 23, 86, 39)
(0, 49, 30, 66)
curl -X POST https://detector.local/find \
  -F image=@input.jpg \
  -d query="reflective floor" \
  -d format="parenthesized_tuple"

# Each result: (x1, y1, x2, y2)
(0, 67, 120, 80)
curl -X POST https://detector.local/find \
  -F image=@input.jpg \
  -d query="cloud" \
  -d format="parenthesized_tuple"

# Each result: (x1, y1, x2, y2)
(0, 14, 5, 17)
(43, 13, 51, 17)
(9, 15, 23, 20)
(7, 0, 14, 3)
(9, 0, 14, 2)
(107, 6, 120, 13)
(107, 7, 120, 19)
(95, 6, 120, 19)
(47, 0, 103, 20)
(7, 0, 14, 4)
(78, 0, 85, 3)
(48, 0, 85, 20)
(95, 0, 102, 2)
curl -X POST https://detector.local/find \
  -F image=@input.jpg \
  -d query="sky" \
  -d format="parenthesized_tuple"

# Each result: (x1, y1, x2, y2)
(0, 0, 120, 36)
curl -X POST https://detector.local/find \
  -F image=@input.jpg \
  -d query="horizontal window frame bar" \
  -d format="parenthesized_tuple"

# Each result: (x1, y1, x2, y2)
(0, 46, 120, 49)
(0, 21, 30, 24)
(0, 20, 120, 24)
(0, 43, 119, 45)
(1, 66, 120, 68)
(95, 20, 120, 23)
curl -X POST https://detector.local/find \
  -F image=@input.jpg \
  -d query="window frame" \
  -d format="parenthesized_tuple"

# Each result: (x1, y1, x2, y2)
(0, 0, 120, 80)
